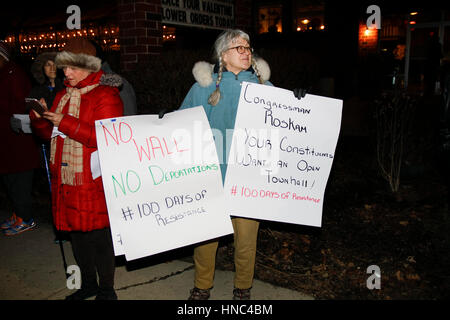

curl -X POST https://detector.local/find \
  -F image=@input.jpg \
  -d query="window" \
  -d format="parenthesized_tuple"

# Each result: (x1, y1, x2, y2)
(294, 1, 325, 32)
(257, 6, 283, 34)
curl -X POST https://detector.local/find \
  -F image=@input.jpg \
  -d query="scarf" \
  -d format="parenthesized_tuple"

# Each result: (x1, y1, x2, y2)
(50, 83, 99, 185)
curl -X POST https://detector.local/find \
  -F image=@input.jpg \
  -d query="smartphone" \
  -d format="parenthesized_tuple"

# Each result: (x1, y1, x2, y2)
(25, 98, 47, 116)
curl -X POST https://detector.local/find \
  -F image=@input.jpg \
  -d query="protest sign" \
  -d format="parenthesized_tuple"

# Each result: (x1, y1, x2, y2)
(224, 82, 342, 227)
(95, 107, 233, 261)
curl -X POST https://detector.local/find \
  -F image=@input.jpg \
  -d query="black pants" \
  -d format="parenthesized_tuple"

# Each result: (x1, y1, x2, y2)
(0, 170, 34, 221)
(70, 228, 115, 290)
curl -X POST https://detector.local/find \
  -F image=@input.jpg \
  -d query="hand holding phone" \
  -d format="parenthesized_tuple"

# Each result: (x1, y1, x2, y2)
(25, 98, 47, 116)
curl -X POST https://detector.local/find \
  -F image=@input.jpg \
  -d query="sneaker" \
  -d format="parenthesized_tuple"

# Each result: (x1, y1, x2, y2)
(188, 287, 210, 300)
(3, 219, 36, 236)
(0, 213, 19, 230)
(233, 287, 251, 300)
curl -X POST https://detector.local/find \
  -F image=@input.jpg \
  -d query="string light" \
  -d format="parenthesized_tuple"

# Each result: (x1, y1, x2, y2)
(4, 25, 120, 54)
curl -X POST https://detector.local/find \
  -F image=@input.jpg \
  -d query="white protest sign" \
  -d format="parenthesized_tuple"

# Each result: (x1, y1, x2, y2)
(224, 82, 342, 227)
(95, 107, 233, 261)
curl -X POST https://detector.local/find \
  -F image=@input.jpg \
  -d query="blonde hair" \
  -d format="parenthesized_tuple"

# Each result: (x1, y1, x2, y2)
(208, 29, 263, 106)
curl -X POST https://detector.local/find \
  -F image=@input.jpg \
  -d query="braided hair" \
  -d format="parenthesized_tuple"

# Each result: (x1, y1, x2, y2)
(208, 29, 254, 106)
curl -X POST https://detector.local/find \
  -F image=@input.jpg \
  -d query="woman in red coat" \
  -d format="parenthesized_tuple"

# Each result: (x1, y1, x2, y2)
(31, 38, 123, 300)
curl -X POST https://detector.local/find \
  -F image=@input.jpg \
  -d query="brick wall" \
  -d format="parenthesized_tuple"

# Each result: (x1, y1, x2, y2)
(234, 0, 253, 33)
(117, 0, 163, 72)
(358, 23, 379, 55)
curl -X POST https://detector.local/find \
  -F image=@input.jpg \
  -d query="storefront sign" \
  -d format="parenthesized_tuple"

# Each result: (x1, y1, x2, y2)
(161, 0, 234, 29)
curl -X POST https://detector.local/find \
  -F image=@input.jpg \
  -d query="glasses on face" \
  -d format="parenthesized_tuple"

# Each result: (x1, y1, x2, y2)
(227, 45, 254, 54)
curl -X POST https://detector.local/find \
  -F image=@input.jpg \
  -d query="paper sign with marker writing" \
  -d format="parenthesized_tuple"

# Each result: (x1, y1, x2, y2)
(224, 82, 342, 227)
(95, 107, 233, 261)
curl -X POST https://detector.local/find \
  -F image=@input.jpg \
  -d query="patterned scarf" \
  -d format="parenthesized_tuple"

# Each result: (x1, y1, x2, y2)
(50, 84, 99, 185)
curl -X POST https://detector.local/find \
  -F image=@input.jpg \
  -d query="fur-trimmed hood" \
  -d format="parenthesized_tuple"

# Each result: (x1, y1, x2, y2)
(31, 52, 58, 84)
(192, 57, 271, 87)
(55, 51, 102, 73)
(99, 72, 123, 88)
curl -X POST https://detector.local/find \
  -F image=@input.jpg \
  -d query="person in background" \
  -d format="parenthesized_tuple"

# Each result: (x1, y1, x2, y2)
(29, 52, 64, 108)
(101, 61, 137, 116)
(0, 41, 40, 236)
(28, 52, 66, 244)
(90, 40, 137, 116)
(30, 38, 123, 300)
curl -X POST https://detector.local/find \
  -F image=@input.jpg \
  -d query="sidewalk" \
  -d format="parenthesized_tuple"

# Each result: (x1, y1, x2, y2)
(0, 210, 314, 301)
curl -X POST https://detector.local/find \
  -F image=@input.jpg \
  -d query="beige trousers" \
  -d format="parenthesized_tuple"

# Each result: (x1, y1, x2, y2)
(193, 217, 260, 290)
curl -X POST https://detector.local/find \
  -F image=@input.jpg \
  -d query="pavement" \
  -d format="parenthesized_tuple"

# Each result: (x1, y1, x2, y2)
(0, 207, 314, 301)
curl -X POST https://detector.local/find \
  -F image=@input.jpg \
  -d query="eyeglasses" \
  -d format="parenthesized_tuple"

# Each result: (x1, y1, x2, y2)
(227, 46, 254, 54)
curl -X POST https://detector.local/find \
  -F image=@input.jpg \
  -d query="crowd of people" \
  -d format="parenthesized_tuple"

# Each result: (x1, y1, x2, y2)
(0, 29, 308, 300)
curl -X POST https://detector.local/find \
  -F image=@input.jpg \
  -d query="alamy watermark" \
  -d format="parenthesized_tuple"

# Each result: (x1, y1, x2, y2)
(366, 5, 381, 30)
(66, 265, 81, 290)
(366, 265, 381, 290)
(66, 5, 81, 30)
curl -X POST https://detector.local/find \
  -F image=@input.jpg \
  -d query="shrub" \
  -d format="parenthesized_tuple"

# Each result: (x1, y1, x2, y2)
(374, 91, 416, 192)
(123, 48, 211, 115)
(123, 47, 321, 115)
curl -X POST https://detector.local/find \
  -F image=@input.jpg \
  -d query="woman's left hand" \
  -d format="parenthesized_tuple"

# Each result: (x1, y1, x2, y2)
(43, 111, 64, 127)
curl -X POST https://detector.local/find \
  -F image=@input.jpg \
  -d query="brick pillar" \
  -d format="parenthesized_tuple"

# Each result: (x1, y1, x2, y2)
(117, 0, 163, 72)
(234, 0, 253, 34)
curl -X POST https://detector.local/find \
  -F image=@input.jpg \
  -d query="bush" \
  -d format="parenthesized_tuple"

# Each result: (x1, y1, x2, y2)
(123, 49, 210, 115)
(374, 91, 416, 192)
(258, 48, 320, 92)
(123, 48, 321, 115)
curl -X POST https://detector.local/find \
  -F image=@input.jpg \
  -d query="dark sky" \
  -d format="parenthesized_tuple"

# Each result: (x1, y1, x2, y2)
(1, 0, 449, 38)
(0, 0, 115, 37)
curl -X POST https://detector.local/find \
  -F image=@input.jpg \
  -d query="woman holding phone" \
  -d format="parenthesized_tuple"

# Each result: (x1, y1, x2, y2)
(30, 38, 123, 300)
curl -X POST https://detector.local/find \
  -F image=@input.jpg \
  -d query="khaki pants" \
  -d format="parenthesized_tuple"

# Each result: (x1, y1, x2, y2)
(193, 217, 260, 290)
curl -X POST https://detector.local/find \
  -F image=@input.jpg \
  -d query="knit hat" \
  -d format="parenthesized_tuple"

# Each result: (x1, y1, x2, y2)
(55, 38, 101, 72)
(0, 42, 11, 62)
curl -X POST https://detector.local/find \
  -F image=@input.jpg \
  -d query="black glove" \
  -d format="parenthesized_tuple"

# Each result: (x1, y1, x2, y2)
(293, 87, 308, 100)
(10, 116, 22, 133)
(158, 108, 168, 119)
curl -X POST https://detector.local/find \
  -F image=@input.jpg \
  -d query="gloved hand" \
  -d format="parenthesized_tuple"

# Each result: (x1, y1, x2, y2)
(10, 116, 22, 133)
(158, 108, 168, 119)
(293, 87, 308, 100)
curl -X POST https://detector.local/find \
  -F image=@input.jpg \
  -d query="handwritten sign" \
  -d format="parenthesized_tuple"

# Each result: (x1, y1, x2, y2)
(161, 0, 234, 30)
(95, 107, 233, 261)
(224, 82, 342, 227)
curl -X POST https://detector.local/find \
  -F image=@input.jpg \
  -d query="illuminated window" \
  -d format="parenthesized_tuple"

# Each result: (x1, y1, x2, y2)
(257, 6, 283, 34)
(294, 1, 325, 32)
(162, 25, 176, 42)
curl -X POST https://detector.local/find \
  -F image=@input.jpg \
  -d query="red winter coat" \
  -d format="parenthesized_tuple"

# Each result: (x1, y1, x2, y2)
(31, 70, 123, 232)
(0, 61, 40, 174)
